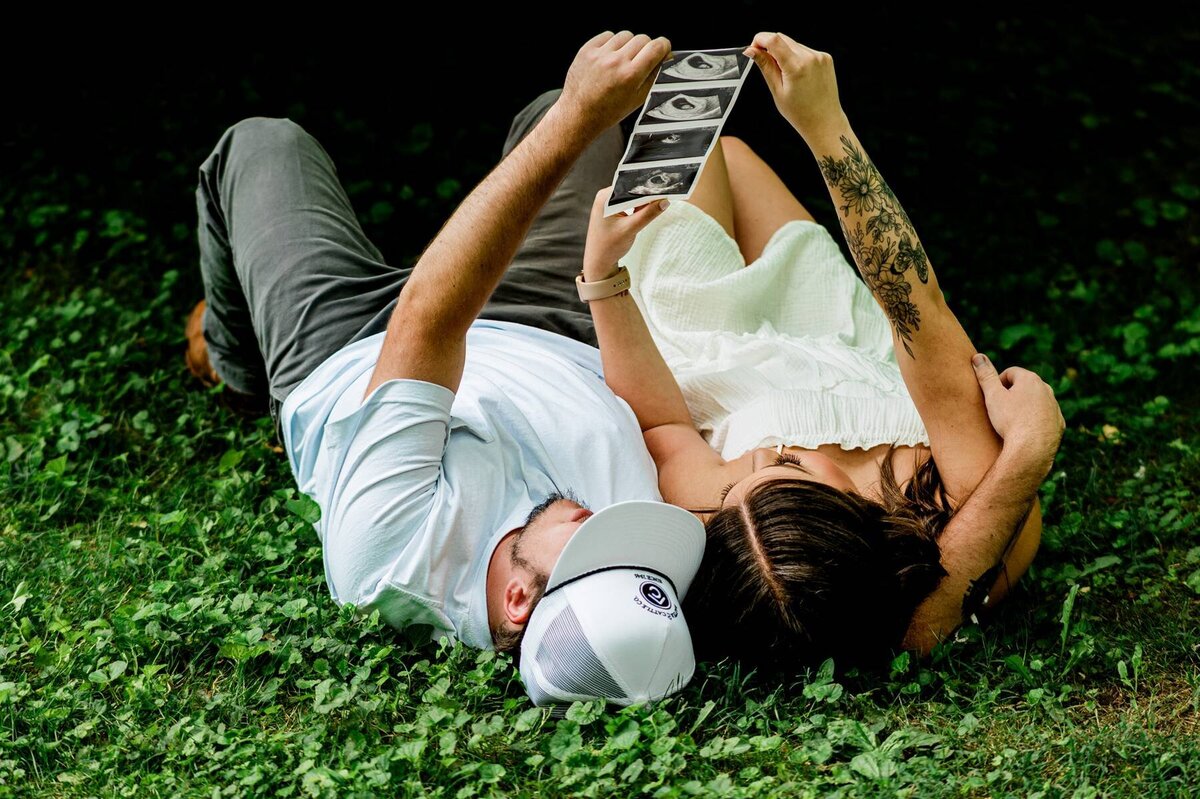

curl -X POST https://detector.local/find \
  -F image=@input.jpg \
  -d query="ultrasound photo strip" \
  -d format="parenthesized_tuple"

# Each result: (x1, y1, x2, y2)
(625, 127, 719, 164)
(605, 46, 753, 216)
(656, 48, 751, 84)
(608, 162, 704, 209)
(638, 86, 737, 126)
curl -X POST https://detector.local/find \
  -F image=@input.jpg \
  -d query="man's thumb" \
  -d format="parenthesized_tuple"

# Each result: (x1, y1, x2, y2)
(972, 353, 1002, 398)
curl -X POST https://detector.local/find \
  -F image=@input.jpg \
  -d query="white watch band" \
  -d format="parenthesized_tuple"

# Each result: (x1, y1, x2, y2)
(576, 266, 631, 302)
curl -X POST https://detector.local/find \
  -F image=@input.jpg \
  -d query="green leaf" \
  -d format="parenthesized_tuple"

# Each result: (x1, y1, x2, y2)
(548, 720, 582, 761)
(8, 582, 30, 613)
(218, 448, 244, 471)
(688, 700, 716, 735)
(1080, 555, 1122, 577)
(280, 598, 309, 619)
(285, 495, 322, 524)
(565, 699, 603, 725)
(1059, 584, 1080, 652)
(1159, 200, 1188, 221)
(1122, 322, 1149, 357)
(435, 178, 462, 200)
(5, 436, 26, 463)
(1171, 182, 1200, 200)
(44, 454, 68, 475)
(850, 750, 897, 779)
(608, 719, 640, 750)
(477, 764, 505, 783)
(999, 322, 1042, 350)
(513, 707, 543, 733)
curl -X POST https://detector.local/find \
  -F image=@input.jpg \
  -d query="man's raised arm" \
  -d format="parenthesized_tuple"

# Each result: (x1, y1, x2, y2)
(364, 31, 670, 399)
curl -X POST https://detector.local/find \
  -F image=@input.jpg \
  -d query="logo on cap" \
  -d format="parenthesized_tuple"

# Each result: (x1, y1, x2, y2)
(640, 581, 671, 610)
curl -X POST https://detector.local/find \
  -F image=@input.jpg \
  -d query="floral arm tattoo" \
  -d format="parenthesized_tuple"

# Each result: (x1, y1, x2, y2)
(817, 136, 931, 359)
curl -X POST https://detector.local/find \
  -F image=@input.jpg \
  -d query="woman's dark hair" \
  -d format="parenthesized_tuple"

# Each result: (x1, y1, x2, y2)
(684, 444, 951, 669)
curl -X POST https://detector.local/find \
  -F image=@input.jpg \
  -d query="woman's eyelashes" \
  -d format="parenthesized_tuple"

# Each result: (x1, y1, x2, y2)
(719, 481, 737, 502)
(774, 452, 812, 473)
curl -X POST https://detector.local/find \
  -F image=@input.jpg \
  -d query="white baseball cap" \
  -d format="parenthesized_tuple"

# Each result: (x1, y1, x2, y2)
(518, 500, 706, 707)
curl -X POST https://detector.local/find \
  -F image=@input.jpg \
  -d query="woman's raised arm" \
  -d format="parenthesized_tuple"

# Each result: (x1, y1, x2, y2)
(746, 32, 1065, 650)
(745, 31, 1002, 501)
(580, 189, 726, 510)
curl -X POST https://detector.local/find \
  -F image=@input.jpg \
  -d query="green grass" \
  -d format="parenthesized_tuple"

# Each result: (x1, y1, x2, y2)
(2, 19, 1199, 799)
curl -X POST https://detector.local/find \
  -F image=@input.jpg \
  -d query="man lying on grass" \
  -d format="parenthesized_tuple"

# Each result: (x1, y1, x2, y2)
(184, 31, 707, 707)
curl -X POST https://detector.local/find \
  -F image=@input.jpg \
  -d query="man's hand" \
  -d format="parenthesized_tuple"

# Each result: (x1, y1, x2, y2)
(972, 353, 1065, 470)
(583, 189, 669, 281)
(559, 31, 672, 134)
(744, 31, 847, 145)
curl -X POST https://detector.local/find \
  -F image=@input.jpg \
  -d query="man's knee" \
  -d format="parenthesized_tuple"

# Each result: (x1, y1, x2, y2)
(221, 117, 312, 159)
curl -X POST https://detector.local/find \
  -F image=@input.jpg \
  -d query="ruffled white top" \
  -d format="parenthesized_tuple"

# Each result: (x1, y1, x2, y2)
(619, 200, 930, 461)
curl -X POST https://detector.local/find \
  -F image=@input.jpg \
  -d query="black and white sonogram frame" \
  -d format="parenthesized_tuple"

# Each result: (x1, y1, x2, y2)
(656, 48, 750, 84)
(605, 46, 753, 216)
(639, 86, 736, 125)
(626, 127, 719, 164)
(609, 163, 702, 209)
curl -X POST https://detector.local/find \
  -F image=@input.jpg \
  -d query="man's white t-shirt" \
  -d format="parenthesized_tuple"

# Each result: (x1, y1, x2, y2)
(280, 319, 662, 649)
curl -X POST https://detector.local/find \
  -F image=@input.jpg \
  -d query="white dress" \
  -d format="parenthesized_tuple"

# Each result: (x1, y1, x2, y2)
(619, 200, 930, 461)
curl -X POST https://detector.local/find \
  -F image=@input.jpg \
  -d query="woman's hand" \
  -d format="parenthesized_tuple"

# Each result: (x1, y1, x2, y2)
(744, 32, 847, 144)
(972, 353, 1066, 469)
(583, 188, 670, 281)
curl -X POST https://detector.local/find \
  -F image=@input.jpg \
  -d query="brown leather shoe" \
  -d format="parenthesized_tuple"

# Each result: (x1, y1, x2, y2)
(185, 300, 268, 416)
(185, 300, 221, 387)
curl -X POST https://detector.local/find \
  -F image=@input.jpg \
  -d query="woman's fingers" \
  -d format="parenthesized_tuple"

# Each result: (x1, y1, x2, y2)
(624, 199, 670, 232)
(593, 186, 613, 212)
(750, 31, 800, 71)
(776, 31, 824, 58)
(745, 44, 783, 94)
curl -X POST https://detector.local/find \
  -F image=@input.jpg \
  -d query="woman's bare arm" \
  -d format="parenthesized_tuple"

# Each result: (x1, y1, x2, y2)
(580, 190, 728, 508)
(747, 32, 1003, 499)
(746, 32, 1064, 646)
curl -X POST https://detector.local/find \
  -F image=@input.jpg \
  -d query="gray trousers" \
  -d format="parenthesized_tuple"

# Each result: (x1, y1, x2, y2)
(196, 90, 624, 434)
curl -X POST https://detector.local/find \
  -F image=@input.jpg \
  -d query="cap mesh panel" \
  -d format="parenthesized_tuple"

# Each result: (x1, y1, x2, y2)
(536, 605, 626, 700)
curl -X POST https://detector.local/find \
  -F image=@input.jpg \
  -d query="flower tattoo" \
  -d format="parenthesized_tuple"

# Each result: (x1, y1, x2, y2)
(822, 136, 930, 357)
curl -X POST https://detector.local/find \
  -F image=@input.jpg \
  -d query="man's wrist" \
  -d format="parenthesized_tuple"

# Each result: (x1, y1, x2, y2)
(545, 97, 604, 144)
(996, 437, 1057, 481)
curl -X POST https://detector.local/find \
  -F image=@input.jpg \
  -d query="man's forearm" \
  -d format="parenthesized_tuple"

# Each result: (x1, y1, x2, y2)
(363, 103, 594, 397)
(904, 442, 1054, 654)
(395, 104, 592, 340)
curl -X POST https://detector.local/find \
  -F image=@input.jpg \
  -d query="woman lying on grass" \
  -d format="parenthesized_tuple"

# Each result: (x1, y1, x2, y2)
(577, 31, 1065, 667)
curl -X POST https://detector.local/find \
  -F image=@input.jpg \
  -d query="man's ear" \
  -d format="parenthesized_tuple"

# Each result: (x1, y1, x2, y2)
(503, 576, 537, 626)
